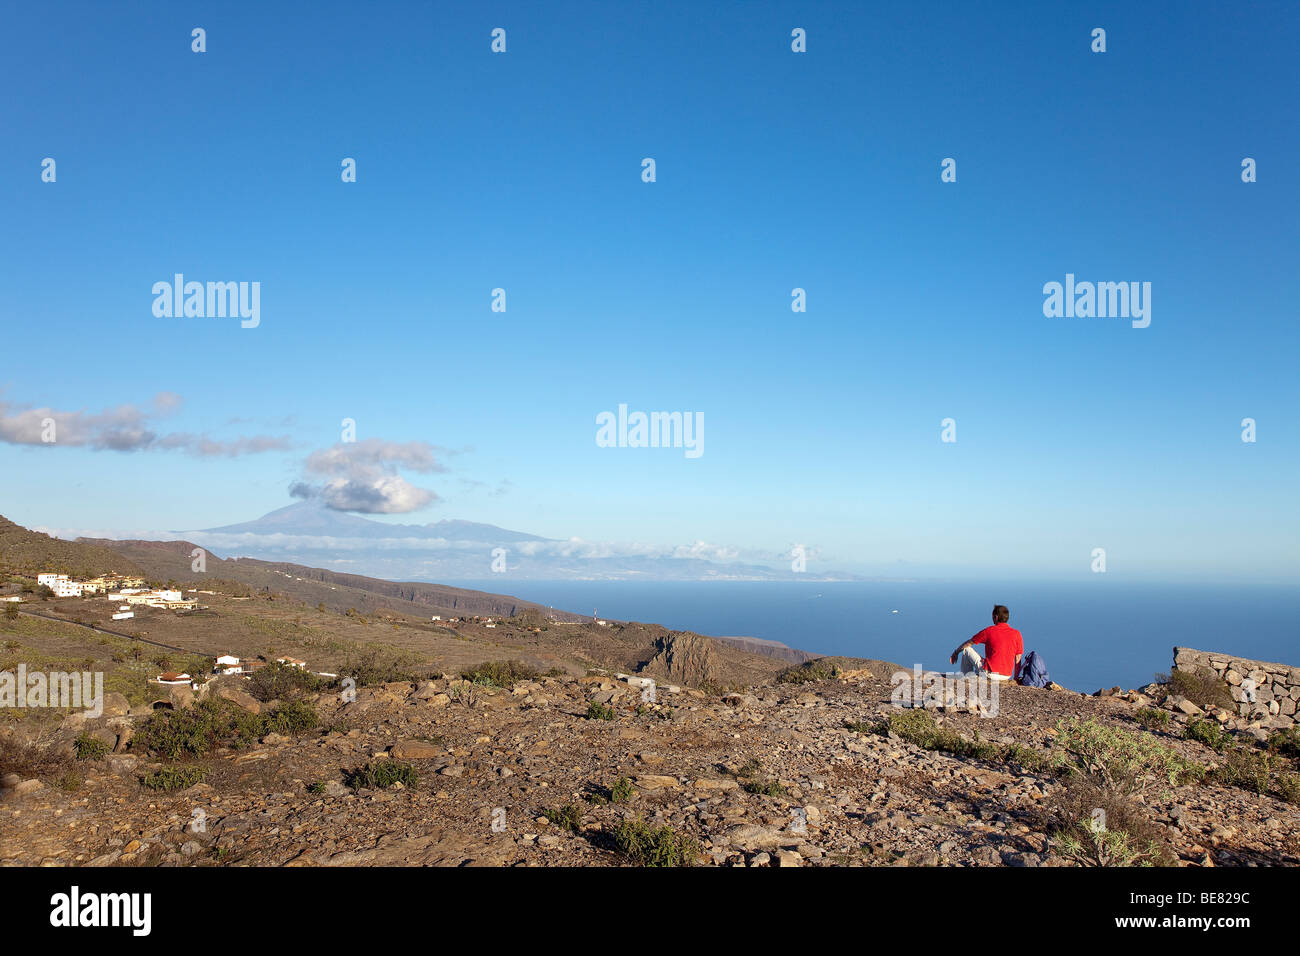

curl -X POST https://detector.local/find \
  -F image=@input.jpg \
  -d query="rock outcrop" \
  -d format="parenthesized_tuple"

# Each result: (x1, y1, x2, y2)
(645, 631, 720, 686)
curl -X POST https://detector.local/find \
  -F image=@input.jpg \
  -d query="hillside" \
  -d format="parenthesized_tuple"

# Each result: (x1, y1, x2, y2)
(0, 517, 802, 688)
(0, 515, 143, 578)
(3, 516, 1298, 868)
(74, 536, 585, 623)
(3, 660, 1298, 867)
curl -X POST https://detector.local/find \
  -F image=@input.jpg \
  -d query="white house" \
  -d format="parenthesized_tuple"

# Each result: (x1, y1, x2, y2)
(53, 581, 84, 598)
(431, 615, 442, 621)
(37, 573, 65, 588)
(275, 656, 307, 669)
(214, 654, 242, 673)
(111, 611, 134, 621)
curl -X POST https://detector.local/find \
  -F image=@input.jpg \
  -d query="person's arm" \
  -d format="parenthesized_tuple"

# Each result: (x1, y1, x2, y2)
(950, 632, 981, 664)
(1014, 652, 1023, 681)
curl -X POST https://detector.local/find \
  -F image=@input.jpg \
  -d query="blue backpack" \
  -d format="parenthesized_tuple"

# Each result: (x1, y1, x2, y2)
(1018, 650, 1050, 687)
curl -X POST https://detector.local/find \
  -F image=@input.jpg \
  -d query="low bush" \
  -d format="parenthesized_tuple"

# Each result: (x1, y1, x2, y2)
(1049, 778, 1177, 867)
(1160, 667, 1234, 710)
(246, 661, 320, 702)
(1134, 707, 1170, 730)
(132, 699, 262, 760)
(1053, 718, 1202, 795)
(262, 698, 318, 737)
(1208, 748, 1271, 795)
(612, 816, 700, 867)
(343, 760, 418, 791)
(586, 702, 616, 721)
(461, 660, 539, 687)
(0, 734, 72, 780)
(777, 660, 841, 684)
(542, 804, 582, 832)
(1185, 717, 1232, 751)
(141, 765, 208, 792)
(610, 776, 635, 803)
(874, 709, 998, 760)
(1267, 727, 1300, 760)
(337, 647, 423, 687)
(73, 733, 110, 761)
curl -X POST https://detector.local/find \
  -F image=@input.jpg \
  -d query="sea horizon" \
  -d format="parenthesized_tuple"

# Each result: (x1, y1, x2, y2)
(460, 578, 1300, 694)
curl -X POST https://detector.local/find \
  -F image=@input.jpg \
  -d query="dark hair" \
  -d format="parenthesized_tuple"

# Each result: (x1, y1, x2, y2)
(992, 605, 1010, 623)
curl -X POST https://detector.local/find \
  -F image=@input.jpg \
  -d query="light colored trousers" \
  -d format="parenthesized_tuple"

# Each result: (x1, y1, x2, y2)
(959, 646, 1012, 680)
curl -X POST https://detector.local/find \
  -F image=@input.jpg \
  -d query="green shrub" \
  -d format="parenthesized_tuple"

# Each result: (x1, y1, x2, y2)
(1274, 772, 1300, 805)
(141, 765, 208, 792)
(742, 779, 785, 796)
(132, 699, 262, 760)
(1053, 718, 1202, 795)
(777, 660, 841, 684)
(1266, 727, 1300, 760)
(612, 816, 700, 867)
(610, 776, 635, 803)
(586, 702, 616, 721)
(1208, 748, 1271, 795)
(875, 709, 997, 759)
(246, 661, 320, 702)
(74, 733, 110, 761)
(997, 742, 1051, 773)
(1134, 707, 1170, 730)
(1050, 779, 1177, 867)
(542, 804, 582, 832)
(343, 760, 418, 791)
(338, 647, 422, 687)
(1185, 717, 1231, 751)
(1162, 668, 1234, 710)
(262, 698, 318, 737)
(461, 660, 539, 687)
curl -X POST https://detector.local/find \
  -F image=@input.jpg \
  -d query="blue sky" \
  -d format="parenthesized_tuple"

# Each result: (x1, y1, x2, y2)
(1, 1, 1297, 582)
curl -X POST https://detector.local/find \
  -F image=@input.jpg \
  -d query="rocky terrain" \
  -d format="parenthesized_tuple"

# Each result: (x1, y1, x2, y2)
(3, 514, 1297, 868)
(3, 658, 1298, 868)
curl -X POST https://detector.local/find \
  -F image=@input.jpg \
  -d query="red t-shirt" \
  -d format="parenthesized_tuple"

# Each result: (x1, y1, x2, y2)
(970, 623, 1023, 677)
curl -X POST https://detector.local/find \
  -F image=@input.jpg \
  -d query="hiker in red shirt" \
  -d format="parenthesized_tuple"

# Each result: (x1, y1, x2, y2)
(950, 605, 1023, 680)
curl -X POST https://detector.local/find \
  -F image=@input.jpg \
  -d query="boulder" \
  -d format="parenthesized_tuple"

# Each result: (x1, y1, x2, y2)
(645, 632, 720, 687)
(212, 681, 261, 714)
(154, 684, 195, 710)
(100, 692, 131, 718)
(390, 739, 444, 760)
(412, 681, 443, 700)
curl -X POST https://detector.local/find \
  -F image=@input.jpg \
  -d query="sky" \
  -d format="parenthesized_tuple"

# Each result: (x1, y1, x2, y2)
(1, 1, 1297, 583)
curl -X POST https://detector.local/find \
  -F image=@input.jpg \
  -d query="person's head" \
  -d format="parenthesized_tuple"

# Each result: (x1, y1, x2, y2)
(992, 605, 1010, 624)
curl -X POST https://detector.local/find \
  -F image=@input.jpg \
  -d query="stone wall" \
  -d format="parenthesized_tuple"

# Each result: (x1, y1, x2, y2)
(1173, 647, 1300, 728)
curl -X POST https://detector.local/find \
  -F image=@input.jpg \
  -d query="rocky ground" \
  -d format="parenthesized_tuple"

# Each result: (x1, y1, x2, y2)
(3, 664, 1298, 867)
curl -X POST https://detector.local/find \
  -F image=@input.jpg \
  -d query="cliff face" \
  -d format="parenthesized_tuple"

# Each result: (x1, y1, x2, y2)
(645, 631, 720, 686)
(712, 635, 818, 665)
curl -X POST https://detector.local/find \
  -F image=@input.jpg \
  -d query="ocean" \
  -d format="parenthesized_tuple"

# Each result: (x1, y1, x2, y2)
(460, 579, 1300, 693)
